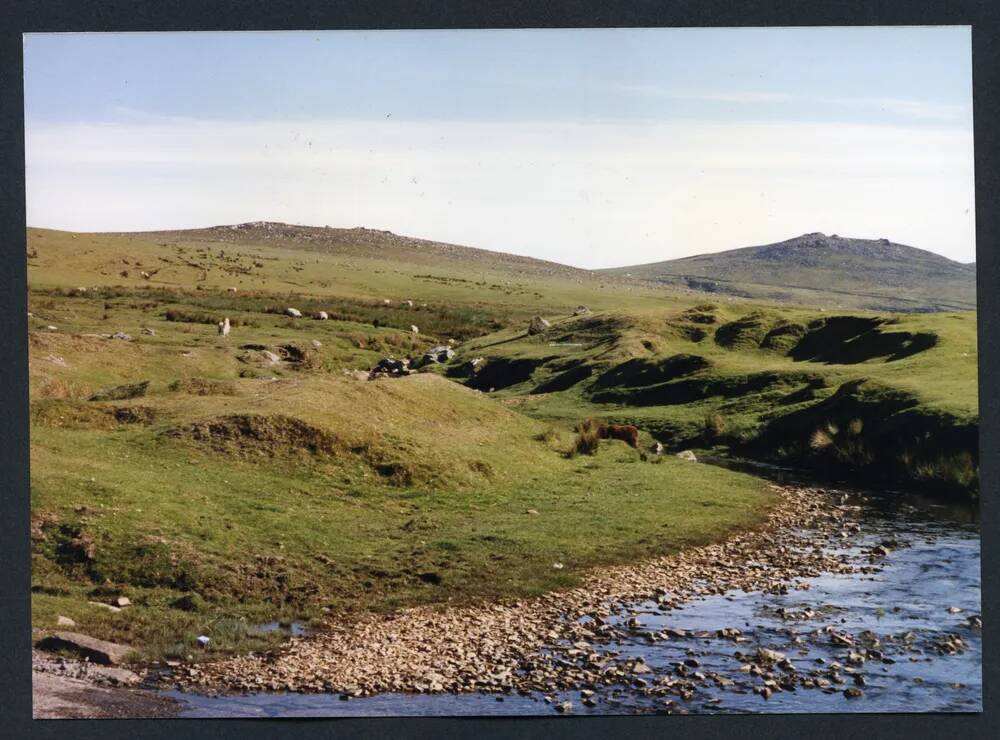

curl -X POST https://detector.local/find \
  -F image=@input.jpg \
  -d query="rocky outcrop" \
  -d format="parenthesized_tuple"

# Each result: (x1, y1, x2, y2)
(35, 632, 134, 666)
(528, 316, 551, 335)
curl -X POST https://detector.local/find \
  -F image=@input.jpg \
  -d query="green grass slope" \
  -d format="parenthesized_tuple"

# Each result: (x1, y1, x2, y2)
(28, 246, 774, 661)
(449, 302, 978, 495)
(25, 223, 978, 665)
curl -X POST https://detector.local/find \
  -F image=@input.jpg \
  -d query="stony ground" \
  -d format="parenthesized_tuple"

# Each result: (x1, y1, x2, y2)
(32, 650, 179, 719)
(171, 484, 866, 702)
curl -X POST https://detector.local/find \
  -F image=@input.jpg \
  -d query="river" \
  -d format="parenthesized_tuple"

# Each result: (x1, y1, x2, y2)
(165, 481, 981, 717)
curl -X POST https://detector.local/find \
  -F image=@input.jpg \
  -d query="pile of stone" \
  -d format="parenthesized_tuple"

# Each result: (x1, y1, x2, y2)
(369, 358, 411, 379)
(410, 345, 455, 369)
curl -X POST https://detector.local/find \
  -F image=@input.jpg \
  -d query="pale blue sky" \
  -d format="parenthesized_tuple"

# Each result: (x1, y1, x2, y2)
(22, 27, 975, 267)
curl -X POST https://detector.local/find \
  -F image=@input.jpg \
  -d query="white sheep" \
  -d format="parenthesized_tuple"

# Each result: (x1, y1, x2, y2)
(217, 317, 231, 337)
(286, 307, 303, 318)
(316, 311, 329, 320)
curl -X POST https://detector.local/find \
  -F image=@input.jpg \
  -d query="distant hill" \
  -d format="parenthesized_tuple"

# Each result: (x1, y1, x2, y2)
(139, 221, 593, 281)
(600, 233, 977, 312)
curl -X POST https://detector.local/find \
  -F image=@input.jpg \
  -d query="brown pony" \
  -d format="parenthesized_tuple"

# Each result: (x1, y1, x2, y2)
(599, 424, 640, 449)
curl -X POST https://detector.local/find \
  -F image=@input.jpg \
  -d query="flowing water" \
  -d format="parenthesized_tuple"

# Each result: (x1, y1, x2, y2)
(165, 483, 981, 717)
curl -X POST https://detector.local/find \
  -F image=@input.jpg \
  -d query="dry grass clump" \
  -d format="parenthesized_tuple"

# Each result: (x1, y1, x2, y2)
(569, 417, 605, 457)
(168, 377, 238, 396)
(704, 412, 727, 441)
(34, 377, 90, 401)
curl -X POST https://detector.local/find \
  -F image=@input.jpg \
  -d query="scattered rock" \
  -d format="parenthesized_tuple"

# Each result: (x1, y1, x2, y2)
(369, 357, 411, 379)
(573, 306, 592, 316)
(115, 596, 131, 608)
(675, 450, 698, 462)
(843, 687, 864, 699)
(88, 601, 121, 613)
(196, 636, 211, 647)
(756, 648, 786, 663)
(410, 345, 455, 369)
(110, 332, 133, 341)
(140, 327, 156, 336)
(56, 616, 76, 628)
(311, 340, 322, 348)
(527, 316, 551, 335)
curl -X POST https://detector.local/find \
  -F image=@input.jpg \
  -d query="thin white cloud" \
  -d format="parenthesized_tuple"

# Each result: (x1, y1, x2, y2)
(24, 117, 976, 267)
(610, 84, 969, 122)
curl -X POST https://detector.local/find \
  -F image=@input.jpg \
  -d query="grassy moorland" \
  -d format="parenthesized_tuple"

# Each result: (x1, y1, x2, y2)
(26, 224, 978, 663)
(600, 232, 977, 313)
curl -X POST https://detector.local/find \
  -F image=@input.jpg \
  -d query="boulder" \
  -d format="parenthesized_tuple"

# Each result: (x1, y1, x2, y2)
(675, 450, 698, 462)
(411, 345, 455, 368)
(369, 357, 411, 379)
(573, 305, 592, 316)
(527, 316, 551, 335)
(35, 632, 133, 666)
(88, 601, 121, 613)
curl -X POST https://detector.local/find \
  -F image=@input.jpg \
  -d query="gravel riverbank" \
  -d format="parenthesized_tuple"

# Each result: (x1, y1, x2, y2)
(172, 484, 871, 700)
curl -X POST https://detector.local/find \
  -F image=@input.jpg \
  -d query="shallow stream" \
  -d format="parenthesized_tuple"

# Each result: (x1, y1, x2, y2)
(166, 484, 981, 717)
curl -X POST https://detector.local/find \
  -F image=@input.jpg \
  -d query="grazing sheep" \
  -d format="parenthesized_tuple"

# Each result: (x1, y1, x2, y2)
(410, 324, 419, 334)
(405, 300, 414, 307)
(218, 317, 231, 337)
(286, 308, 303, 318)
(228, 287, 238, 293)
(316, 311, 329, 320)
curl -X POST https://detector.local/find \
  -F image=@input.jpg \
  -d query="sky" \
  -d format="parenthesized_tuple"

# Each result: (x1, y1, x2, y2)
(22, 27, 975, 268)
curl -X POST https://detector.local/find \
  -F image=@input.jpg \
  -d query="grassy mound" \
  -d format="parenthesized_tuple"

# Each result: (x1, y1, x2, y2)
(789, 316, 938, 364)
(594, 354, 711, 389)
(30, 368, 775, 660)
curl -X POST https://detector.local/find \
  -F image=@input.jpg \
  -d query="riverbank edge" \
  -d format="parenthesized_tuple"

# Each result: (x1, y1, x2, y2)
(169, 482, 860, 699)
